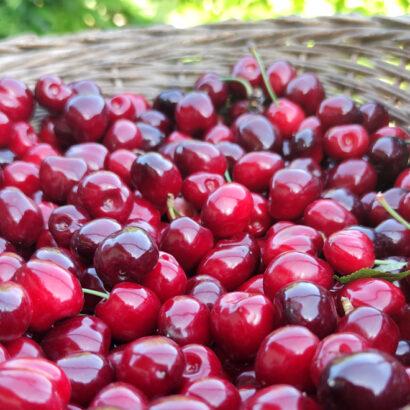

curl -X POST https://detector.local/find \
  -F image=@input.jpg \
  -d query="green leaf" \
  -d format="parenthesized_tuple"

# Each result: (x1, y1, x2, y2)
(335, 268, 410, 285)
(373, 261, 408, 273)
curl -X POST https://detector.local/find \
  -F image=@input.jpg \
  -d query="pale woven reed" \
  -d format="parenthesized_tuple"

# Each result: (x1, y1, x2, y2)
(0, 15, 408, 127)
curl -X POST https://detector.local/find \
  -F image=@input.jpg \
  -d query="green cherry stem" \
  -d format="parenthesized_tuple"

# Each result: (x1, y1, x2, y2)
(374, 259, 397, 265)
(224, 169, 232, 183)
(220, 76, 253, 99)
(375, 192, 410, 230)
(82, 288, 109, 300)
(166, 193, 182, 221)
(248, 41, 278, 106)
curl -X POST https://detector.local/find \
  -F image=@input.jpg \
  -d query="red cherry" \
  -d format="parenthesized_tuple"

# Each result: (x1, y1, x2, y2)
(210, 291, 275, 361)
(14, 259, 84, 332)
(96, 282, 160, 342)
(0, 78, 34, 122)
(3, 160, 39, 196)
(0, 252, 24, 283)
(323, 229, 375, 276)
(68, 79, 101, 96)
(216, 141, 245, 169)
(150, 395, 212, 410)
(317, 95, 362, 129)
(5, 336, 45, 359)
(204, 124, 234, 144)
(9, 121, 39, 158)
(360, 102, 390, 133)
(106, 93, 138, 122)
(104, 119, 142, 151)
(23, 143, 60, 166)
(263, 251, 334, 299)
(186, 275, 226, 310)
(117, 335, 185, 398)
(245, 193, 272, 237)
(0, 111, 12, 147)
(120, 92, 150, 117)
(232, 56, 261, 87)
(255, 325, 319, 391)
(107, 148, 137, 186)
(35, 75, 73, 114)
(238, 274, 265, 295)
(195, 73, 229, 109)
(40, 315, 110, 361)
(65, 142, 108, 172)
(139, 109, 172, 135)
(265, 60, 296, 97)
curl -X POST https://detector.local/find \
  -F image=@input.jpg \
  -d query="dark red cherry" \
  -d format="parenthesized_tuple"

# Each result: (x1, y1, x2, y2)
(65, 142, 108, 172)
(0, 187, 43, 247)
(317, 95, 362, 129)
(117, 335, 184, 398)
(5, 336, 44, 359)
(56, 351, 114, 407)
(0, 111, 12, 147)
(186, 275, 226, 311)
(35, 75, 73, 114)
(68, 79, 101, 96)
(194, 72, 228, 109)
(107, 149, 137, 186)
(372, 125, 409, 142)
(103, 119, 142, 152)
(131, 152, 182, 207)
(175, 92, 216, 136)
(40, 315, 110, 361)
(255, 325, 319, 391)
(360, 102, 390, 133)
(65, 94, 109, 142)
(337, 306, 399, 354)
(395, 168, 410, 189)
(106, 93, 137, 123)
(230, 56, 261, 97)
(153, 88, 184, 118)
(139, 109, 172, 135)
(9, 121, 39, 158)
(96, 282, 160, 342)
(0, 78, 34, 122)
(399, 191, 410, 221)
(137, 122, 166, 151)
(374, 218, 410, 257)
(210, 291, 275, 362)
(245, 193, 272, 237)
(3, 160, 39, 197)
(317, 350, 410, 410)
(273, 281, 338, 339)
(265, 60, 296, 97)
(289, 127, 323, 163)
(204, 124, 234, 144)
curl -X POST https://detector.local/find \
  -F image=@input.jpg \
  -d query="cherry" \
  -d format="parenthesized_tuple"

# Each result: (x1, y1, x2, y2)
(337, 306, 399, 354)
(186, 274, 226, 310)
(210, 291, 274, 362)
(265, 60, 296, 97)
(375, 218, 410, 257)
(263, 251, 334, 299)
(324, 229, 375, 276)
(289, 127, 323, 163)
(68, 79, 101, 96)
(233, 113, 282, 152)
(40, 315, 110, 361)
(65, 94, 109, 142)
(138, 109, 172, 135)
(160, 216, 213, 272)
(201, 183, 253, 238)
(35, 75, 73, 114)
(107, 148, 137, 186)
(149, 395, 212, 410)
(131, 152, 182, 207)
(317, 350, 410, 410)
(153, 88, 184, 118)
(304, 198, 358, 236)
(204, 124, 234, 144)
(9, 121, 39, 158)
(395, 168, 410, 189)
(182, 172, 225, 209)
(273, 281, 338, 339)
(120, 92, 150, 117)
(399, 191, 410, 221)
(0, 78, 34, 122)
(238, 274, 264, 295)
(266, 98, 306, 138)
(372, 125, 409, 142)
(56, 351, 114, 407)
(360, 102, 390, 133)
(65, 142, 108, 172)
(317, 95, 361, 129)
(0, 252, 24, 283)
(23, 143, 60, 166)
(80, 267, 109, 314)
(0, 281, 32, 343)
(231, 55, 261, 91)
(227, 100, 251, 124)
(216, 141, 245, 169)
(182, 376, 240, 410)
(48, 204, 90, 248)
(5, 336, 45, 359)
(137, 122, 166, 150)
(194, 72, 228, 109)
(245, 193, 272, 237)
(175, 92, 216, 136)
(40, 156, 88, 203)
(127, 195, 161, 226)
(103, 119, 142, 152)
(310, 332, 370, 386)
(233, 151, 284, 192)
(175, 140, 227, 176)
(0, 111, 12, 147)
(106, 93, 137, 123)
(3, 160, 39, 197)
(338, 278, 406, 316)
(268, 168, 322, 220)
(395, 340, 410, 366)
(117, 335, 184, 398)
(88, 382, 148, 410)
(96, 282, 160, 342)
(255, 325, 319, 391)
(0, 187, 43, 247)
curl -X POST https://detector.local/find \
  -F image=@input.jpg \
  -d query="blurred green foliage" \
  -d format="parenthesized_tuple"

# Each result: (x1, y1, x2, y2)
(0, 0, 408, 37)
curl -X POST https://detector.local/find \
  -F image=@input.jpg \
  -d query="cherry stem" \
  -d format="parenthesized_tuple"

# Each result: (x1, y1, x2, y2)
(167, 193, 181, 221)
(374, 259, 397, 265)
(82, 288, 109, 300)
(341, 296, 354, 315)
(224, 169, 232, 183)
(221, 76, 253, 99)
(248, 41, 278, 106)
(375, 192, 410, 230)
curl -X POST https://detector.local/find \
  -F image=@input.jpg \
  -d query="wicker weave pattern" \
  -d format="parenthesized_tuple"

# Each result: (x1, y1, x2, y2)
(0, 16, 409, 126)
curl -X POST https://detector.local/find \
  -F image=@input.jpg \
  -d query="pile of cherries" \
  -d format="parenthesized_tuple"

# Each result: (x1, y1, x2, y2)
(0, 49, 408, 410)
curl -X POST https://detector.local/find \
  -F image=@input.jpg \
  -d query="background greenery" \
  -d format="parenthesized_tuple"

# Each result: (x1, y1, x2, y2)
(0, 0, 408, 38)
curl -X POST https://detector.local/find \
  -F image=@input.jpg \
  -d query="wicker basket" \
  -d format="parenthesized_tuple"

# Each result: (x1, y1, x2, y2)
(0, 15, 409, 128)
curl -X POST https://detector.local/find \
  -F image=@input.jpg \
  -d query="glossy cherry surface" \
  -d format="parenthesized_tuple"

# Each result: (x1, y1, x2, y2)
(194, 72, 228, 109)
(0, 78, 34, 122)
(317, 95, 361, 129)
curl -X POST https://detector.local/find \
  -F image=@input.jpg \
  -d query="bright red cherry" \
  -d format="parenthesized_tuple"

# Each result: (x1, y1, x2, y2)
(65, 142, 108, 172)
(106, 93, 138, 123)
(96, 282, 160, 342)
(0, 111, 12, 147)
(255, 325, 319, 391)
(5, 337, 45, 359)
(337, 306, 399, 354)
(150, 395, 212, 410)
(65, 94, 109, 142)
(107, 148, 137, 186)
(0, 281, 32, 343)
(194, 73, 229, 109)
(117, 335, 185, 398)
(0, 252, 24, 283)
(264, 251, 334, 299)
(104, 119, 142, 151)
(268, 168, 322, 220)
(14, 259, 84, 332)
(0, 78, 34, 122)
(204, 124, 234, 144)
(186, 275, 226, 310)
(9, 121, 39, 158)
(323, 229, 375, 276)
(68, 79, 101, 95)
(0, 187, 43, 247)
(35, 75, 73, 114)
(3, 160, 39, 197)
(201, 183, 253, 238)
(265, 60, 296, 97)
(175, 92, 216, 136)
(232, 56, 261, 88)
(120, 92, 150, 117)
(210, 291, 275, 362)
(317, 95, 362, 129)
(216, 141, 245, 168)
(23, 143, 60, 166)
(182, 376, 240, 410)
(88, 381, 148, 410)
